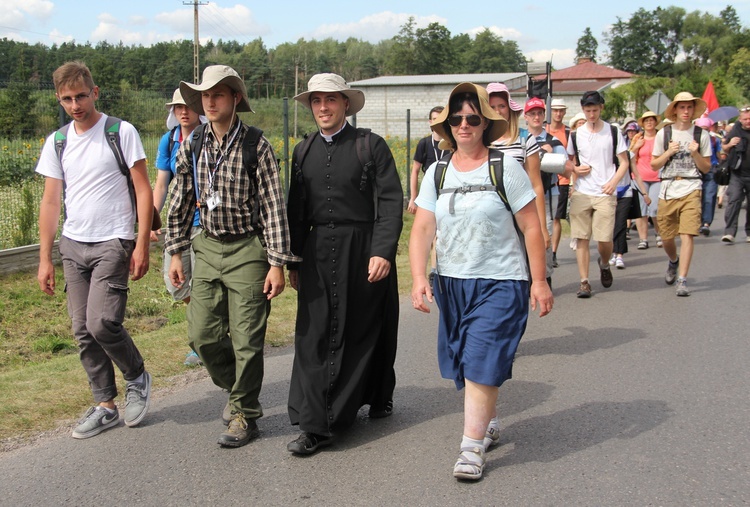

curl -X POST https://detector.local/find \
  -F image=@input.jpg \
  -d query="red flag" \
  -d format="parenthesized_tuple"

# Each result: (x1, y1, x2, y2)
(702, 81, 719, 114)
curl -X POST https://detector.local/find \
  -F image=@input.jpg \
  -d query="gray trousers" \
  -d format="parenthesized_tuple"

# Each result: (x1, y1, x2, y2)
(59, 236, 145, 402)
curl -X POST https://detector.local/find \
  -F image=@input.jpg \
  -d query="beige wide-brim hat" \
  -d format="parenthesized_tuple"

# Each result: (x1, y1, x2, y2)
(431, 82, 508, 151)
(293, 73, 365, 115)
(637, 111, 661, 128)
(179, 65, 253, 116)
(568, 112, 586, 129)
(550, 98, 567, 110)
(664, 92, 707, 121)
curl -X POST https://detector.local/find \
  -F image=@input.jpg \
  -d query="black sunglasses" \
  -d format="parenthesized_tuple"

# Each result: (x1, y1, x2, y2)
(448, 114, 483, 127)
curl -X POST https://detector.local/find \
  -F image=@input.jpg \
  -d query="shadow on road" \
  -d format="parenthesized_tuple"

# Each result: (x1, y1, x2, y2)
(488, 399, 673, 469)
(520, 326, 646, 357)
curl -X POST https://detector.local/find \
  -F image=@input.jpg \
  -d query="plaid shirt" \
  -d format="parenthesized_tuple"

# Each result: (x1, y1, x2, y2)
(165, 119, 298, 266)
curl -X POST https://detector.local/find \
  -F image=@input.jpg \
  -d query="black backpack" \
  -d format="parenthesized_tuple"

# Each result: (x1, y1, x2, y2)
(54, 115, 161, 230)
(188, 123, 264, 229)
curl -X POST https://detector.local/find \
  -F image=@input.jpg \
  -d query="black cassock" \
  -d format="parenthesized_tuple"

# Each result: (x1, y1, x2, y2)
(287, 123, 403, 436)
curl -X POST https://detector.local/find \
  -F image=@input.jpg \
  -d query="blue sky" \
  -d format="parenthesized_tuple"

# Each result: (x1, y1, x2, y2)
(2, 1, 747, 69)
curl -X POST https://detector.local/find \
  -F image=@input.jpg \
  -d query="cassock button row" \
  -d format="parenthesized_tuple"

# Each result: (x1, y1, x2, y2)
(329, 209, 333, 213)
(325, 174, 331, 179)
(331, 371, 335, 376)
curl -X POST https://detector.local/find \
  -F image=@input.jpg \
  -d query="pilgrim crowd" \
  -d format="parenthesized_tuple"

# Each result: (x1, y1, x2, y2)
(35, 59, 749, 482)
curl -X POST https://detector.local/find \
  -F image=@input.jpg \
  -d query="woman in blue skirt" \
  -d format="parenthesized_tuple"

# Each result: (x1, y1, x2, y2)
(409, 83, 553, 481)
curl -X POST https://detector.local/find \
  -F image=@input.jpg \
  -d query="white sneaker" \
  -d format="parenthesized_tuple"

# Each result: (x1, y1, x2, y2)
(721, 234, 735, 243)
(615, 257, 625, 269)
(608, 254, 616, 266)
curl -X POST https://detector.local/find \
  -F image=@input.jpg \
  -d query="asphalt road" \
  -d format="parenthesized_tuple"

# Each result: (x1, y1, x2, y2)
(1, 214, 748, 506)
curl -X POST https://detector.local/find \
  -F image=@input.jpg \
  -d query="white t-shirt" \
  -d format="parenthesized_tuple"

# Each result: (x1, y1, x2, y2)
(415, 155, 536, 281)
(652, 126, 711, 200)
(36, 114, 147, 242)
(567, 121, 627, 197)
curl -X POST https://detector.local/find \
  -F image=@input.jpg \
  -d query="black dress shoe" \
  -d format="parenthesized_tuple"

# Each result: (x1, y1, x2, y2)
(368, 400, 393, 419)
(287, 432, 334, 455)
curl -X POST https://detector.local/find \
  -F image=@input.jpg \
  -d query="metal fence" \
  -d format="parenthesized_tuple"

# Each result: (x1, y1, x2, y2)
(0, 82, 412, 250)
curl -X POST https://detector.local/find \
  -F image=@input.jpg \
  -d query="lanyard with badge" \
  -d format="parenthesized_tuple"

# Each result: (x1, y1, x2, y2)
(203, 124, 240, 211)
(432, 138, 446, 164)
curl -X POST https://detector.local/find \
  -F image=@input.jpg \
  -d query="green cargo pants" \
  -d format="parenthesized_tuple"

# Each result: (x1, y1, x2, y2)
(188, 232, 270, 420)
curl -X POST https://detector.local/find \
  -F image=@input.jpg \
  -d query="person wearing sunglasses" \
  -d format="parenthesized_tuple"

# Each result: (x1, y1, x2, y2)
(410, 83, 552, 481)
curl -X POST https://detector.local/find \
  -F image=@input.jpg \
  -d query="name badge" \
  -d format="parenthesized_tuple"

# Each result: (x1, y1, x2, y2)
(206, 193, 222, 211)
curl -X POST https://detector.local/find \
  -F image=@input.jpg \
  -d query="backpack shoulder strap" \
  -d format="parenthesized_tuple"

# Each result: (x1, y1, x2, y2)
(663, 125, 672, 152)
(188, 123, 208, 203)
(610, 124, 618, 167)
(242, 125, 264, 229)
(292, 131, 319, 171)
(433, 151, 454, 193)
(487, 148, 511, 212)
(104, 116, 129, 177)
(355, 128, 379, 219)
(167, 126, 180, 158)
(571, 131, 580, 166)
(54, 124, 71, 163)
(693, 125, 702, 145)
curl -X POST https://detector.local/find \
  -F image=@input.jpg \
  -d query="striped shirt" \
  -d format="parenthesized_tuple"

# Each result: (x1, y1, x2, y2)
(165, 119, 298, 266)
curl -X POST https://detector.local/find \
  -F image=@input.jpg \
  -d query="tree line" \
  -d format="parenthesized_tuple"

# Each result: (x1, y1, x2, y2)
(0, 5, 748, 138)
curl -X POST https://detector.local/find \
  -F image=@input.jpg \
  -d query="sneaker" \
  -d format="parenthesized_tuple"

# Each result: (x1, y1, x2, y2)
(576, 280, 592, 298)
(218, 412, 259, 448)
(637, 240, 648, 249)
(665, 258, 679, 285)
(552, 252, 559, 268)
(699, 225, 710, 237)
(675, 278, 690, 297)
(608, 254, 616, 266)
(598, 257, 613, 288)
(72, 406, 120, 439)
(746, 237, 750, 243)
(184, 350, 202, 366)
(124, 371, 152, 427)
(721, 234, 735, 243)
(453, 446, 485, 481)
(615, 257, 625, 269)
(656, 236, 663, 248)
(484, 425, 500, 450)
(287, 432, 334, 455)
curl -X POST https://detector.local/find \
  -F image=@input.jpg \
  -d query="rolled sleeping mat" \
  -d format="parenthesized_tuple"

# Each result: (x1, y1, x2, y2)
(539, 152, 567, 174)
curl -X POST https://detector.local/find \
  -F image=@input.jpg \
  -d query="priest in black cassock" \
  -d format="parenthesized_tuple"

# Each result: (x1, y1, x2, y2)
(286, 73, 403, 455)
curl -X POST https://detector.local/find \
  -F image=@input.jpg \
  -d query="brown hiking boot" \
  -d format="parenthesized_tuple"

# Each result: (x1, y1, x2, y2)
(218, 412, 259, 448)
(576, 280, 592, 298)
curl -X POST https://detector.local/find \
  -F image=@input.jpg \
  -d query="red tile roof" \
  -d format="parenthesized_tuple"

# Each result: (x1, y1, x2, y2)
(536, 61, 634, 81)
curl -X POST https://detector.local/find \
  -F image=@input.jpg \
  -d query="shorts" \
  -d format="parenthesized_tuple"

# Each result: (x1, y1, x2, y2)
(433, 276, 529, 390)
(555, 185, 570, 220)
(640, 181, 660, 217)
(569, 192, 617, 242)
(656, 190, 701, 240)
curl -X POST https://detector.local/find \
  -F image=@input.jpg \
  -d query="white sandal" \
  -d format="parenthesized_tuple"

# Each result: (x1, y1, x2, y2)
(453, 446, 485, 480)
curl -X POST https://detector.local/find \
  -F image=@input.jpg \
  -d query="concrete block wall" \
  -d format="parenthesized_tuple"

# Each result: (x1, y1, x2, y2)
(0, 242, 59, 275)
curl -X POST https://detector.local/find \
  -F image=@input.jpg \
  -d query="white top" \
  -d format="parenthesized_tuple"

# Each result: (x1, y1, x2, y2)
(652, 126, 711, 200)
(36, 114, 147, 242)
(415, 156, 536, 280)
(567, 121, 628, 197)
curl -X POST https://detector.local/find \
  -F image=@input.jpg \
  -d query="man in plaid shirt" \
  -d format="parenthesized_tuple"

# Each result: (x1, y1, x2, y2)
(166, 65, 298, 448)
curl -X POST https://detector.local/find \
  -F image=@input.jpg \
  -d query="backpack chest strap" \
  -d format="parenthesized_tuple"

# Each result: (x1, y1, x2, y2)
(438, 184, 499, 214)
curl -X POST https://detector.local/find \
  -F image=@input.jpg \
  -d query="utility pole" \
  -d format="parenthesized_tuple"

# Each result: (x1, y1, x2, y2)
(184, 0, 207, 84)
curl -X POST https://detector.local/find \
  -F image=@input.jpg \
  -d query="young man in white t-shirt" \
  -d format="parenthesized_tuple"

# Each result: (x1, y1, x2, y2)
(36, 61, 154, 439)
(651, 92, 712, 297)
(566, 91, 629, 298)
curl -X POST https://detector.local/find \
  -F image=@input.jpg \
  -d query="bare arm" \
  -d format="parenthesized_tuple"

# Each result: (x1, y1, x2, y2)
(37, 177, 62, 296)
(409, 207, 437, 313)
(130, 159, 153, 281)
(514, 202, 553, 317)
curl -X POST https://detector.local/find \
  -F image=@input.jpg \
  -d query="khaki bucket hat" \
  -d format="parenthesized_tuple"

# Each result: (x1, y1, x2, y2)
(294, 73, 365, 115)
(637, 111, 661, 128)
(431, 82, 508, 151)
(664, 92, 707, 121)
(179, 65, 253, 116)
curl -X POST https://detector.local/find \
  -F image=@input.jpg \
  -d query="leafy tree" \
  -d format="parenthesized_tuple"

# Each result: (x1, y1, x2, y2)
(576, 27, 598, 62)
(0, 57, 36, 137)
(384, 17, 417, 75)
(461, 29, 526, 73)
(414, 22, 454, 74)
(728, 47, 750, 98)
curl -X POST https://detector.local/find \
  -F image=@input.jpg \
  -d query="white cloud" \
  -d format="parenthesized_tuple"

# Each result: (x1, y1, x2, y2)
(466, 25, 524, 42)
(0, 0, 54, 26)
(306, 11, 445, 43)
(525, 48, 577, 69)
(155, 3, 269, 42)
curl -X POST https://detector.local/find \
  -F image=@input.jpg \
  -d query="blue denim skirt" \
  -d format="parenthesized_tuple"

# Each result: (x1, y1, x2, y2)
(433, 276, 529, 390)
